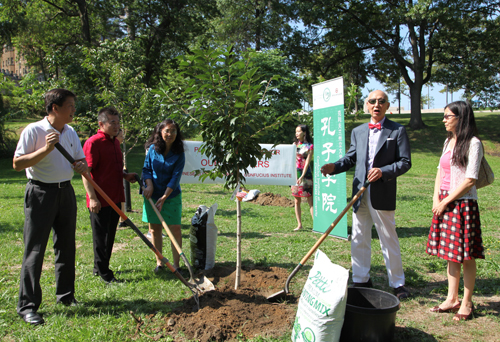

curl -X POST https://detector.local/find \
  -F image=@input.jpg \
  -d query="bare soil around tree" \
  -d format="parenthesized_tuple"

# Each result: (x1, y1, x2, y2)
(136, 266, 500, 342)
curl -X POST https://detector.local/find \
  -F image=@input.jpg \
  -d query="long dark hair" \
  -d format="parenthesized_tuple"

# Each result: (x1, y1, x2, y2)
(145, 119, 184, 155)
(293, 124, 312, 144)
(445, 101, 478, 168)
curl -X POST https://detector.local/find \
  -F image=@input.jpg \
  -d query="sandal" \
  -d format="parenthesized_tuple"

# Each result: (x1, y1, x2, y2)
(430, 302, 461, 313)
(453, 303, 475, 321)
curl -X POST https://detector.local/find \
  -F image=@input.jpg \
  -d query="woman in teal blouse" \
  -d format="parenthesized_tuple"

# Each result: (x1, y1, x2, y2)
(142, 119, 185, 273)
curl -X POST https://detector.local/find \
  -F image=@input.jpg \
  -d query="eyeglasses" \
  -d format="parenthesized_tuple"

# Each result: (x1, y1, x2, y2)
(367, 99, 387, 105)
(443, 115, 456, 120)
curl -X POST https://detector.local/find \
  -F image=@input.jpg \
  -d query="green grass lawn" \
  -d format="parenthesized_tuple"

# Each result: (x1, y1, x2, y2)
(0, 113, 499, 341)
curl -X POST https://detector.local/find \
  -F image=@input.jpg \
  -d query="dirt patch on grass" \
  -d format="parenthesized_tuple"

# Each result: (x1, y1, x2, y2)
(251, 192, 294, 208)
(112, 242, 128, 252)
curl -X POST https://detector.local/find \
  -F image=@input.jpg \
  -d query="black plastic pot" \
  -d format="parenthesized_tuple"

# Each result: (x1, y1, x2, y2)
(340, 287, 400, 342)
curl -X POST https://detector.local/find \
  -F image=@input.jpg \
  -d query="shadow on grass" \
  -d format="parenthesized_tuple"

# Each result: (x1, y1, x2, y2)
(0, 221, 23, 233)
(396, 226, 431, 238)
(0, 179, 29, 185)
(394, 326, 438, 342)
(415, 277, 500, 319)
(216, 208, 262, 218)
(365, 226, 430, 239)
(49, 298, 186, 317)
(185, 189, 228, 196)
(218, 231, 269, 239)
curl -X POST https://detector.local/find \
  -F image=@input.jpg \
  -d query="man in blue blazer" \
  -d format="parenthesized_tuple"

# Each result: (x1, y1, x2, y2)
(321, 90, 412, 299)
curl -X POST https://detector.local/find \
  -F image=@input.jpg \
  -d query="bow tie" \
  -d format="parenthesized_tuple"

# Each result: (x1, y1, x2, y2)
(369, 123, 381, 130)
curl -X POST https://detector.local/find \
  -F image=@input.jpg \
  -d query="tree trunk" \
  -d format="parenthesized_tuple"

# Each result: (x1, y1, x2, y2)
(255, 4, 261, 51)
(122, 139, 131, 211)
(73, 0, 92, 45)
(464, 88, 472, 104)
(235, 182, 242, 290)
(125, 6, 136, 40)
(408, 82, 425, 129)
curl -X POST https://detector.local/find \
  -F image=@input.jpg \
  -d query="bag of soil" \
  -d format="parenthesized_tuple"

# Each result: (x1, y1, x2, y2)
(189, 203, 218, 270)
(291, 249, 349, 342)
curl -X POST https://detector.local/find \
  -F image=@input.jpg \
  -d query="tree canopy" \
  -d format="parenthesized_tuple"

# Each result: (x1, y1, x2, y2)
(1, 0, 500, 137)
(285, 0, 500, 128)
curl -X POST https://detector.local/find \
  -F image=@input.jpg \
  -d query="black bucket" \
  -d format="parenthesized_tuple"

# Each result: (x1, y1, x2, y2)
(340, 287, 400, 342)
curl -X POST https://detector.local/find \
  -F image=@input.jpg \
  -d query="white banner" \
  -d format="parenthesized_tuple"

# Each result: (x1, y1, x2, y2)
(181, 141, 296, 186)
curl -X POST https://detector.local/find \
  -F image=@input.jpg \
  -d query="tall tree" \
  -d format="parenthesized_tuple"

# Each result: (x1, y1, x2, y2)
(249, 49, 305, 144)
(211, 0, 292, 51)
(40, 0, 93, 45)
(433, 15, 500, 108)
(0, 0, 118, 80)
(289, 0, 500, 129)
(117, 0, 218, 87)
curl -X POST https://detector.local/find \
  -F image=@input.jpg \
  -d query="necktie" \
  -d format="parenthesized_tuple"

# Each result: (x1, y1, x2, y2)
(369, 123, 381, 130)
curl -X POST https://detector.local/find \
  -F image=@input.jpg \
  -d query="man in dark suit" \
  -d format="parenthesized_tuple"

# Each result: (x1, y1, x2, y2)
(321, 90, 412, 299)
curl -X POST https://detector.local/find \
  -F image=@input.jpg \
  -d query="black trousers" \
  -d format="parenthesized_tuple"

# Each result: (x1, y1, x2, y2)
(90, 204, 120, 282)
(17, 182, 77, 315)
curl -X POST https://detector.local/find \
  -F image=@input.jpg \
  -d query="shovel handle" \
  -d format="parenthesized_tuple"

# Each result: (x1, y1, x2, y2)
(134, 175, 184, 254)
(135, 176, 176, 239)
(298, 180, 371, 266)
(135, 175, 198, 282)
(54, 143, 196, 292)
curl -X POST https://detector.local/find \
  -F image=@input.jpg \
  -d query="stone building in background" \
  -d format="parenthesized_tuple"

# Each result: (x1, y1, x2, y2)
(1, 45, 30, 80)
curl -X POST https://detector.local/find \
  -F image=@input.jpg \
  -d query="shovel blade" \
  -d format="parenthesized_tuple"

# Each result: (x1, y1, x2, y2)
(266, 289, 288, 302)
(192, 274, 215, 293)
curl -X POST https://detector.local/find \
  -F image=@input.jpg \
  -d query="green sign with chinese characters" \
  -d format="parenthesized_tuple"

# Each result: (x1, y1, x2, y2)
(312, 77, 348, 239)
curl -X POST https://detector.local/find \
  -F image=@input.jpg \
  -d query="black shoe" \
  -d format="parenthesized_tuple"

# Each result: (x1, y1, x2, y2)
(59, 298, 81, 307)
(118, 221, 128, 228)
(351, 278, 373, 288)
(153, 265, 164, 274)
(394, 285, 410, 300)
(20, 312, 44, 326)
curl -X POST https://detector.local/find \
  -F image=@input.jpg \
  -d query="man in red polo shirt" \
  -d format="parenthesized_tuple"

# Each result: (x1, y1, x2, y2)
(82, 107, 137, 284)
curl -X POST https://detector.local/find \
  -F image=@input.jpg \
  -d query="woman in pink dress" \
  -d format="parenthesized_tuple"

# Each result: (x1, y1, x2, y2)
(293, 124, 313, 231)
(426, 101, 484, 321)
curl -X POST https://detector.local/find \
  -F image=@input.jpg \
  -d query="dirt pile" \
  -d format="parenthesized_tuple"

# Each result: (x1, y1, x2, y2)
(251, 192, 294, 207)
(161, 266, 297, 342)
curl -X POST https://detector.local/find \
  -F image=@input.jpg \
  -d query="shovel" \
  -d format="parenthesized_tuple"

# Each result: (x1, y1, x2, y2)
(54, 143, 205, 309)
(267, 180, 371, 302)
(135, 175, 214, 292)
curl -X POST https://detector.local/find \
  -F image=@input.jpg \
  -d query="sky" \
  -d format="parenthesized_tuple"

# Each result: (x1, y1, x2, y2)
(362, 78, 465, 111)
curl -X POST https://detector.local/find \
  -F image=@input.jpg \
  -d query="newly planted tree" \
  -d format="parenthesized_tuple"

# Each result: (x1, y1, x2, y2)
(173, 47, 285, 288)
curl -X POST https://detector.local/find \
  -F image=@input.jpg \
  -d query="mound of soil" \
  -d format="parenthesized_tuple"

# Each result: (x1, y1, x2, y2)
(161, 266, 297, 342)
(252, 192, 294, 207)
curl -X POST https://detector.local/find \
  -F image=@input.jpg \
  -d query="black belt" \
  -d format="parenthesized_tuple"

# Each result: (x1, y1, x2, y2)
(29, 179, 71, 188)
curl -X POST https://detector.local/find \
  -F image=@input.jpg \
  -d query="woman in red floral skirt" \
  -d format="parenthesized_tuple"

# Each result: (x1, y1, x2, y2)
(426, 101, 484, 321)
